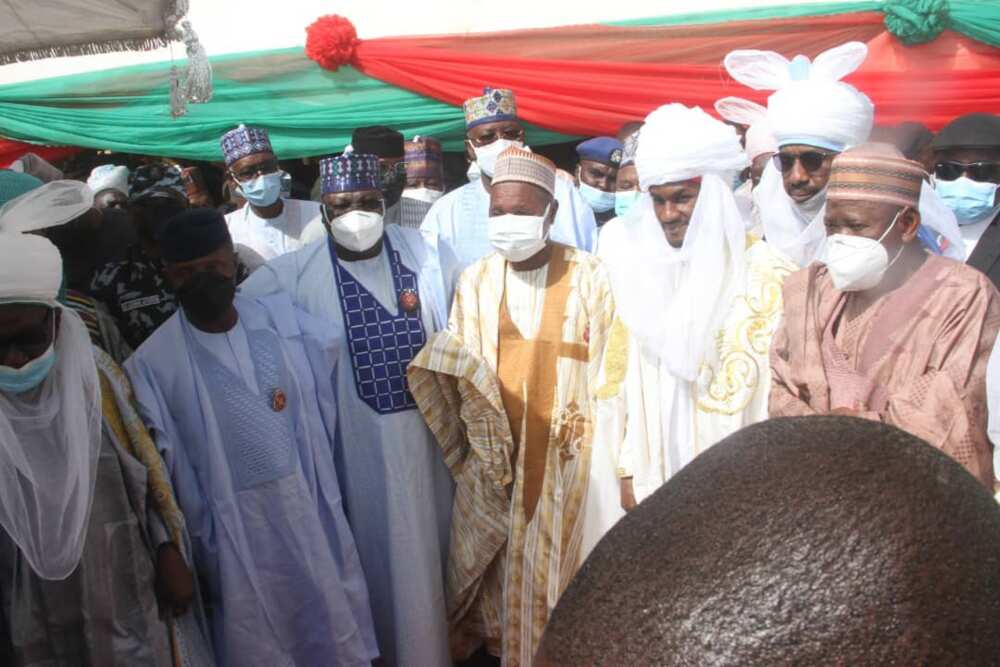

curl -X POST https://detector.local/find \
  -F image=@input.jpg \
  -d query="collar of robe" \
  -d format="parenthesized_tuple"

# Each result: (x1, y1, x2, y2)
(334, 236, 385, 262)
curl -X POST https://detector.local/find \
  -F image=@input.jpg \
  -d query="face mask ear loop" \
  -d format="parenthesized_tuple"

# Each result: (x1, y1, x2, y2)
(882, 207, 909, 270)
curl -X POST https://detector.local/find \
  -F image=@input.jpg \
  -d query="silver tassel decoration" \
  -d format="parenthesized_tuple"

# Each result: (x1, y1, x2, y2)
(167, 1, 213, 118)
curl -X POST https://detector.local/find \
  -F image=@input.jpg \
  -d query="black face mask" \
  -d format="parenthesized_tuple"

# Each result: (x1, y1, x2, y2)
(176, 271, 236, 323)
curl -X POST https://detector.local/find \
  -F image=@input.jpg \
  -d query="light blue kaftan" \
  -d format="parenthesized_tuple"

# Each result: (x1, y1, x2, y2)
(421, 175, 597, 268)
(241, 225, 456, 667)
(126, 293, 377, 667)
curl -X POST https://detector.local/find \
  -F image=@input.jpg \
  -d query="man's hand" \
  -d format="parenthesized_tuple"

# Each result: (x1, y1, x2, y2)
(620, 477, 638, 512)
(830, 407, 864, 418)
(155, 542, 194, 617)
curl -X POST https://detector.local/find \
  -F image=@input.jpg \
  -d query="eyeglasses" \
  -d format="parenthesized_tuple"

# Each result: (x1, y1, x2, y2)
(773, 150, 835, 174)
(933, 160, 1000, 183)
(231, 158, 279, 183)
(468, 128, 526, 148)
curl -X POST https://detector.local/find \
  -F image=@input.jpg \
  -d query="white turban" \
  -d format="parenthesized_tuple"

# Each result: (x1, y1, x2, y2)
(636, 103, 748, 189)
(715, 96, 778, 163)
(0, 180, 94, 234)
(745, 120, 778, 162)
(86, 164, 129, 197)
(725, 41, 874, 152)
(603, 103, 747, 381)
(0, 232, 62, 305)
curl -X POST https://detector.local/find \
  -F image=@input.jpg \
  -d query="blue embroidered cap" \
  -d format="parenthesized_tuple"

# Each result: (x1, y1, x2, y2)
(220, 124, 274, 166)
(576, 136, 624, 166)
(463, 87, 517, 129)
(320, 151, 382, 194)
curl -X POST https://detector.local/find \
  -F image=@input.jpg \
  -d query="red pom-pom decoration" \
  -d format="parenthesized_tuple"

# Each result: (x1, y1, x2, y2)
(306, 15, 360, 71)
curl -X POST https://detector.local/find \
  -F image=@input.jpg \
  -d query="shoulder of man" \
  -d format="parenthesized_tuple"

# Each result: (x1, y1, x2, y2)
(925, 254, 1000, 315)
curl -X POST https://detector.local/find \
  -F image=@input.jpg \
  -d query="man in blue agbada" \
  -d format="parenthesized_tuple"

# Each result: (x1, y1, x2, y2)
(125, 208, 377, 666)
(241, 150, 456, 667)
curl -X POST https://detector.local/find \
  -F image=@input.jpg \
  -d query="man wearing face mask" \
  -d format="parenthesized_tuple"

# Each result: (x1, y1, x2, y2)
(592, 105, 795, 543)
(399, 135, 445, 229)
(930, 113, 1000, 281)
(222, 124, 320, 264)
(574, 137, 623, 227)
(594, 130, 641, 254)
(725, 42, 875, 267)
(241, 151, 457, 667)
(126, 208, 378, 667)
(0, 231, 213, 667)
(352, 125, 406, 226)
(407, 146, 616, 666)
(86, 164, 130, 211)
(770, 143, 1000, 489)
(89, 163, 188, 351)
(421, 87, 597, 268)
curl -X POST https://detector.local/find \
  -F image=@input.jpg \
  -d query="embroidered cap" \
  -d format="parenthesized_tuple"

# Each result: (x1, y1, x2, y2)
(320, 151, 382, 194)
(827, 142, 925, 210)
(404, 136, 444, 181)
(492, 146, 556, 196)
(463, 87, 517, 130)
(220, 124, 274, 166)
(576, 137, 624, 167)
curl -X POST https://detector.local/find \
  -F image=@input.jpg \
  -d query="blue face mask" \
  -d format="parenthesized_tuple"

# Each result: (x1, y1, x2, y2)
(935, 176, 999, 224)
(579, 182, 616, 213)
(238, 171, 283, 208)
(615, 190, 641, 217)
(0, 345, 57, 394)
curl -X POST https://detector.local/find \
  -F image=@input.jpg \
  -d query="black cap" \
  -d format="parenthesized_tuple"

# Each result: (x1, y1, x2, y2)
(352, 125, 405, 159)
(931, 113, 1000, 151)
(160, 207, 232, 263)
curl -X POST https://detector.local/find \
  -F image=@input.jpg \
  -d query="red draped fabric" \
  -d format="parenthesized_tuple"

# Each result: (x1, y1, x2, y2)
(0, 139, 79, 168)
(317, 12, 1000, 136)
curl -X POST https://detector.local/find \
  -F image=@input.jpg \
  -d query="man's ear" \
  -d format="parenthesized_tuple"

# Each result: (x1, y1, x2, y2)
(547, 198, 560, 226)
(899, 207, 922, 243)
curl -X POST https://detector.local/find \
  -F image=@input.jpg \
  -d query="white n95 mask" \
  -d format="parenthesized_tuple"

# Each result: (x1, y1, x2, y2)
(489, 205, 550, 262)
(472, 139, 523, 177)
(330, 210, 384, 252)
(402, 187, 444, 205)
(822, 209, 904, 292)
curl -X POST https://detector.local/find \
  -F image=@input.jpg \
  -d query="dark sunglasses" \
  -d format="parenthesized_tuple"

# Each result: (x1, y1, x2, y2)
(773, 151, 834, 174)
(933, 160, 1000, 183)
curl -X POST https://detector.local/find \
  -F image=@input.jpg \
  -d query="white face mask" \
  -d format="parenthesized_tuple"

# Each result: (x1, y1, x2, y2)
(402, 187, 444, 205)
(471, 139, 524, 177)
(329, 209, 384, 252)
(822, 209, 904, 292)
(489, 205, 551, 263)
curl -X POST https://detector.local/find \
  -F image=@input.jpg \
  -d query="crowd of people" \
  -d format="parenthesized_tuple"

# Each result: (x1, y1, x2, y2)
(0, 38, 999, 666)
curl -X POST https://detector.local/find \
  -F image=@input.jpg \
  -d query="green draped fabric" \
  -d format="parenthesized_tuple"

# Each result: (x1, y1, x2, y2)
(608, 0, 1000, 46)
(607, 1, 881, 27)
(0, 48, 576, 160)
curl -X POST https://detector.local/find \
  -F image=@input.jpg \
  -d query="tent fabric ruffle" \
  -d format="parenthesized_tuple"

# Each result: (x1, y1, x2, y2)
(1, 1, 998, 161)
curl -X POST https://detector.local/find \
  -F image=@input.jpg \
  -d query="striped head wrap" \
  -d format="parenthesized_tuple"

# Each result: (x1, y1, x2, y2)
(404, 136, 444, 181)
(492, 146, 556, 196)
(828, 143, 925, 210)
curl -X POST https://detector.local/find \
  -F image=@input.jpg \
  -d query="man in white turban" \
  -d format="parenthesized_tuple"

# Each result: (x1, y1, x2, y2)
(86, 164, 130, 210)
(591, 104, 797, 542)
(0, 232, 212, 665)
(715, 96, 779, 234)
(724, 42, 875, 266)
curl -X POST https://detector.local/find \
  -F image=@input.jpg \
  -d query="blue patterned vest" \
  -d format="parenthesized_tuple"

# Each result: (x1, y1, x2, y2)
(329, 236, 427, 414)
